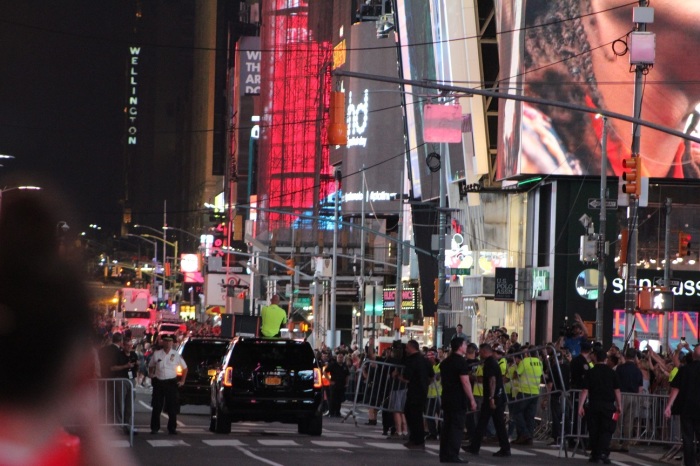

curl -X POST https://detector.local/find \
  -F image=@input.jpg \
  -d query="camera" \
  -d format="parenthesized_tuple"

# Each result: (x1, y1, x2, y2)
(559, 323, 576, 338)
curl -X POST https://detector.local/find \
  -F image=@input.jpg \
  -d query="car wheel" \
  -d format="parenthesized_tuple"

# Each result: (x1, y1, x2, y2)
(213, 404, 231, 434)
(306, 412, 322, 436)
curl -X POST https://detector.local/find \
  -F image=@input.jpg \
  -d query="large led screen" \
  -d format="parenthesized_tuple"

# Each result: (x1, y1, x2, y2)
(332, 21, 405, 216)
(496, 1, 700, 180)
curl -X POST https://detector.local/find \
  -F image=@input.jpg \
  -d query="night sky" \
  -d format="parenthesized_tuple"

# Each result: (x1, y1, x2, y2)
(0, 1, 129, 233)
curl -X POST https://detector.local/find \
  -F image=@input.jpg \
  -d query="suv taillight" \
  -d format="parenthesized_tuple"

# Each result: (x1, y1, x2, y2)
(223, 366, 233, 387)
(313, 368, 322, 389)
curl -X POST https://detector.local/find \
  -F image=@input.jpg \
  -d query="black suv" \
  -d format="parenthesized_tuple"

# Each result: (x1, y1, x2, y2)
(177, 336, 232, 406)
(210, 338, 323, 435)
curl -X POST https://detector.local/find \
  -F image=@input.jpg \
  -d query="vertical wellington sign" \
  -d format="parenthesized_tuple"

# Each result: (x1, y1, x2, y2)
(494, 267, 516, 301)
(126, 46, 140, 145)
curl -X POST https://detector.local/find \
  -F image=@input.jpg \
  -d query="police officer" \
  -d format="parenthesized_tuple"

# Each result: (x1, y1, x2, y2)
(578, 349, 622, 464)
(148, 334, 187, 434)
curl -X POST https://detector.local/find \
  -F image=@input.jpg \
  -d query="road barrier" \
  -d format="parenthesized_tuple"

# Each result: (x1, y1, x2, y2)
(95, 378, 136, 446)
(345, 345, 681, 459)
(558, 389, 680, 458)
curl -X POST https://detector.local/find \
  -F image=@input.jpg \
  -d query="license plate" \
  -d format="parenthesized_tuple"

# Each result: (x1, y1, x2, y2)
(208, 369, 217, 377)
(265, 376, 282, 386)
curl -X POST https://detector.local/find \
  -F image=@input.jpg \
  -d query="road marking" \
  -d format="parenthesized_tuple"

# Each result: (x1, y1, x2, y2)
(147, 440, 190, 447)
(477, 446, 536, 456)
(138, 400, 152, 410)
(234, 446, 284, 466)
(203, 439, 247, 447)
(311, 441, 359, 448)
(364, 442, 409, 450)
(137, 400, 184, 426)
(257, 440, 300, 446)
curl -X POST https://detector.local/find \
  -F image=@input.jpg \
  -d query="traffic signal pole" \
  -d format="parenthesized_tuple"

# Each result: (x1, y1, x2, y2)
(623, 1, 651, 348)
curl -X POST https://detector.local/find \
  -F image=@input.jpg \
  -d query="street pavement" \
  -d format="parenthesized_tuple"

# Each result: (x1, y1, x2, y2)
(109, 386, 674, 466)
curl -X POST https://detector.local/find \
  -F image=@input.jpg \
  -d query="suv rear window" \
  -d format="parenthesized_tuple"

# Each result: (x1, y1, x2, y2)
(182, 340, 230, 367)
(231, 341, 314, 370)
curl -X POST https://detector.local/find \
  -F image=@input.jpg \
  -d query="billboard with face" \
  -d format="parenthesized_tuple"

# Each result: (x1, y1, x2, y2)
(496, 0, 700, 180)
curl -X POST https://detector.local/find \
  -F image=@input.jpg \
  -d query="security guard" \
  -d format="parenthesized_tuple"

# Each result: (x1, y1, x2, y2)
(148, 334, 187, 434)
(578, 349, 622, 464)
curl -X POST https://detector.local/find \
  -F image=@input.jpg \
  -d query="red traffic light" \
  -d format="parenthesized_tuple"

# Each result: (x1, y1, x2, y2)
(679, 231, 692, 257)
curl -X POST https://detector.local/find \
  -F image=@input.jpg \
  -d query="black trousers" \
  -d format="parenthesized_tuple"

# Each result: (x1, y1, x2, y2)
(680, 415, 700, 466)
(329, 385, 345, 415)
(404, 399, 426, 445)
(151, 378, 179, 433)
(440, 408, 466, 461)
(585, 403, 616, 459)
(470, 399, 510, 452)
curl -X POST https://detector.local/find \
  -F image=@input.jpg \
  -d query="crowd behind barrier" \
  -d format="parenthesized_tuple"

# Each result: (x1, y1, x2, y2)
(347, 342, 683, 457)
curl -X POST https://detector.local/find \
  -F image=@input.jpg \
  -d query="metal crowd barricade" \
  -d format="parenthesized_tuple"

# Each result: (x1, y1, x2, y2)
(561, 389, 680, 458)
(343, 358, 407, 425)
(96, 378, 135, 446)
(346, 344, 566, 432)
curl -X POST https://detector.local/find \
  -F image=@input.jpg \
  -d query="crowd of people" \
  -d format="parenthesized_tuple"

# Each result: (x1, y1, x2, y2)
(308, 315, 700, 465)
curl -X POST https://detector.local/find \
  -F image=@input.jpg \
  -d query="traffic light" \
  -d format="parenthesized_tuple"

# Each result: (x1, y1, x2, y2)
(679, 231, 691, 257)
(327, 90, 347, 146)
(433, 278, 439, 304)
(621, 156, 643, 197)
(286, 258, 295, 275)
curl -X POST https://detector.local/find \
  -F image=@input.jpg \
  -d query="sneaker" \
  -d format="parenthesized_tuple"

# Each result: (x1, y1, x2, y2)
(492, 450, 511, 457)
(425, 434, 439, 441)
(365, 420, 377, 426)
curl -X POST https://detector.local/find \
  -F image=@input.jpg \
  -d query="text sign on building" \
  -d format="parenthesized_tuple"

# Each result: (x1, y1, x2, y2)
(532, 268, 550, 298)
(383, 285, 418, 311)
(494, 267, 516, 301)
(126, 46, 140, 145)
(239, 36, 261, 95)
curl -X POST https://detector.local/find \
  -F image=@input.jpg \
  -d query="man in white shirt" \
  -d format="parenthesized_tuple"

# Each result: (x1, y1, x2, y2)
(148, 335, 187, 434)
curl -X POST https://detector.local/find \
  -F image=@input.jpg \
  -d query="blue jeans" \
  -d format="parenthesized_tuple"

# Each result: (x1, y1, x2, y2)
(513, 393, 538, 439)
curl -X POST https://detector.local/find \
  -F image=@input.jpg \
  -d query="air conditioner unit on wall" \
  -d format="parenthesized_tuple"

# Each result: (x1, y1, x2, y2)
(462, 276, 496, 297)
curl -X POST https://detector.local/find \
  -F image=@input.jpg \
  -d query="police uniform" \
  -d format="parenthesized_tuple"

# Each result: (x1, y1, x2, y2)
(148, 338, 187, 434)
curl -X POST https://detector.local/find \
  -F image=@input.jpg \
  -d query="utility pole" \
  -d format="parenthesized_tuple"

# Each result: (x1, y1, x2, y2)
(596, 117, 608, 344)
(623, 1, 653, 347)
(329, 169, 341, 350)
(663, 198, 672, 352)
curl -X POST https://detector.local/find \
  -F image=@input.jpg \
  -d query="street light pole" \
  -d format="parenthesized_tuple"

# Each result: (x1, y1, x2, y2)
(124, 234, 158, 297)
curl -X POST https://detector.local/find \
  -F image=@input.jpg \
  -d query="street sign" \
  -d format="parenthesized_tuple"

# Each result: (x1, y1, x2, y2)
(588, 198, 618, 209)
(295, 296, 311, 307)
(653, 277, 681, 288)
(450, 268, 471, 275)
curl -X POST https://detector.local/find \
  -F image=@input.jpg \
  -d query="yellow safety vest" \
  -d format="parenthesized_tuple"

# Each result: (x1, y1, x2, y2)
(517, 356, 543, 395)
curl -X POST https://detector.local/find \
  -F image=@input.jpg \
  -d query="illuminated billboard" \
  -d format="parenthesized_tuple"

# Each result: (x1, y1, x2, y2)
(331, 21, 405, 216)
(495, 1, 700, 180)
